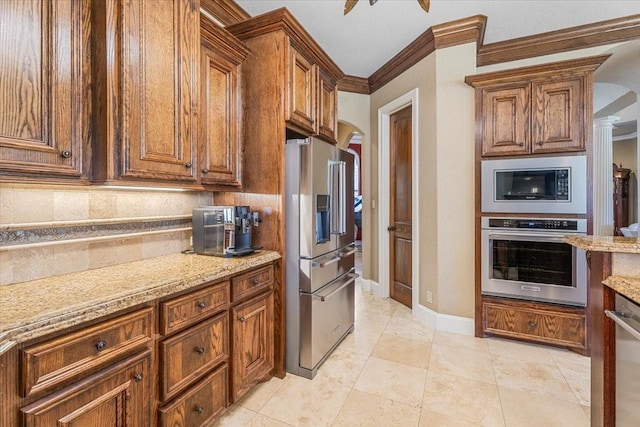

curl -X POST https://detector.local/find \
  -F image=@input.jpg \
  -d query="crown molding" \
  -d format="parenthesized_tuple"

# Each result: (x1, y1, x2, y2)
(338, 75, 370, 94)
(477, 14, 640, 67)
(368, 15, 487, 93)
(200, 0, 250, 26)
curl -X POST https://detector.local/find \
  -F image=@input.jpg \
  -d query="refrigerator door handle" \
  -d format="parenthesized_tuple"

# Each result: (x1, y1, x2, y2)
(330, 160, 347, 236)
(314, 273, 358, 302)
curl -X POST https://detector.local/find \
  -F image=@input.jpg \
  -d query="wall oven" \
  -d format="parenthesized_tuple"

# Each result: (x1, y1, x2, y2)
(481, 155, 587, 214)
(481, 217, 587, 306)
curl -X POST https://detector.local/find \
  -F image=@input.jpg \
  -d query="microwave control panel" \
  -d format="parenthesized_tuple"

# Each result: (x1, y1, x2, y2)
(488, 218, 578, 231)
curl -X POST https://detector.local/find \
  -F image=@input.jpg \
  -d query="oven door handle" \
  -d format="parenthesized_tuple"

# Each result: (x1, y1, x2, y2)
(487, 232, 571, 242)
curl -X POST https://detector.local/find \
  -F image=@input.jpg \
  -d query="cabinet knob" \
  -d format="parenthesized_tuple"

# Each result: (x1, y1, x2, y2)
(95, 340, 107, 351)
(251, 278, 259, 285)
(195, 406, 204, 414)
(517, 142, 524, 146)
(201, 168, 209, 174)
(197, 301, 206, 309)
(185, 162, 192, 168)
(529, 321, 537, 328)
(61, 150, 72, 158)
(536, 141, 544, 146)
(239, 316, 246, 322)
(133, 373, 143, 382)
(195, 347, 205, 355)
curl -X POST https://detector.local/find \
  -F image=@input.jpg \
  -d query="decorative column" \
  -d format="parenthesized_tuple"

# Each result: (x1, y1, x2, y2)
(592, 116, 620, 236)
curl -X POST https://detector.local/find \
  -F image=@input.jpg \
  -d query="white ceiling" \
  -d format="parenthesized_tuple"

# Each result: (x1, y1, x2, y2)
(234, 0, 640, 77)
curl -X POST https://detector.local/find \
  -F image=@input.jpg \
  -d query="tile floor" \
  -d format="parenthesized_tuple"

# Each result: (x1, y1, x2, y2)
(218, 253, 591, 427)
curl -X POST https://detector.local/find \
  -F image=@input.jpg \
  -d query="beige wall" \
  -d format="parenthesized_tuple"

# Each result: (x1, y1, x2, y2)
(614, 137, 638, 223)
(0, 183, 212, 285)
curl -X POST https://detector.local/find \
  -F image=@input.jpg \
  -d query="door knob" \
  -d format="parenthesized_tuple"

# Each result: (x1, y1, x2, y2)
(387, 225, 396, 231)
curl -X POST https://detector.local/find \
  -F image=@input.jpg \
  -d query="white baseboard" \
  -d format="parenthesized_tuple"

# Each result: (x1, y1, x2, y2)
(413, 303, 475, 336)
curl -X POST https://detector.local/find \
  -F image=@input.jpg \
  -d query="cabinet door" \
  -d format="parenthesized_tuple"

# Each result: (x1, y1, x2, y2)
(117, 0, 198, 182)
(481, 85, 530, 157)
(231, 291, 274, 402)
(286, 47, 315, 134)
(317, 69, 338, 143)
(531, 77, 585, 153)
(21, 352, 151, 427)
(0, 0, 88, 179)
(199, 41, 242, 188)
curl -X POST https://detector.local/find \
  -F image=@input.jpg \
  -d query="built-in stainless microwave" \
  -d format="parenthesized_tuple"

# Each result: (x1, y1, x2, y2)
(481, 155, 587, 214)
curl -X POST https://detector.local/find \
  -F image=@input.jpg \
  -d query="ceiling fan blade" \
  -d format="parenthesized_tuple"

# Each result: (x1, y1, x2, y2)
(417, 0, 431, 12)
(344, 0, 358, 15)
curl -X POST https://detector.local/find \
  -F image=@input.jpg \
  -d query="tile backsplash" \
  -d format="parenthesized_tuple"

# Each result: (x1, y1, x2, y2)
(0, 183, 213, 285)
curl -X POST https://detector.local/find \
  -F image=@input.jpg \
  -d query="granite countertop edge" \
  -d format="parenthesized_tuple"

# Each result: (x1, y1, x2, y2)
(0, 251, 281, 355)
(563, 235, 640, 253)
(602, 276, 640, 305)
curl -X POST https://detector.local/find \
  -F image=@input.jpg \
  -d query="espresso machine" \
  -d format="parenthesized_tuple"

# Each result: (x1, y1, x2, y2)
(192, 206, 260, 257)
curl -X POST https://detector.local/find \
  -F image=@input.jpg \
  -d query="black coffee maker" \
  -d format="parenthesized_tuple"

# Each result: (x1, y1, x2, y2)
(226, 205, 260, 255)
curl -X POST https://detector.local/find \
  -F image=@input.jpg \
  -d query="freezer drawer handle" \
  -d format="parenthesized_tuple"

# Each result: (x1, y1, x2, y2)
(315, 274, 358, 302)
(312, 255, 340, 268)
(338, 247, 357, 258)
(605, 310, 640, 341)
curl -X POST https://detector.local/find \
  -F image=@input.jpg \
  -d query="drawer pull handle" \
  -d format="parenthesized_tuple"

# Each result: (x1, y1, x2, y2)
(239, 316, 246, 322)
(133, 373, 143, 382)
(251, 278, 259, 285)
(95, 340, 107, 351)
(195, 406, 204, 414)
(195, 347, 205, 355)
(529, 321, 537, 328)
(197, 301, 206, 309)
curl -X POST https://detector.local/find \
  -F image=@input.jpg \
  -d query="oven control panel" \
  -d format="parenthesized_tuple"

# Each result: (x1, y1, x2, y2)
(488, 218, 578, 230)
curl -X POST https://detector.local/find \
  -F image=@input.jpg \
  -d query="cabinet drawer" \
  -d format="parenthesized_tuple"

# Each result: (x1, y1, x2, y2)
(160, 312, 229, 402)
(232, 265, 274, 302)
(161, 281, 229, 335)
(21, 307, 153, 398)
(483, 302, 585, 349)
(159, 364, 228, 427)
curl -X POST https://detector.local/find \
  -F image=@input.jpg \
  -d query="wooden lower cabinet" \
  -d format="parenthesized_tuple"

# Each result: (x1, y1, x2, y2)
(20, 351, 151, 426)
(231, 291, 275, 402)
(483, 297, 586, 352)
(159, 365, 228, 427)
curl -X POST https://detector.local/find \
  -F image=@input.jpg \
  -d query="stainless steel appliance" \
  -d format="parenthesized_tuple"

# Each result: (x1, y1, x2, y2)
(481, 217, 587, 306)
(481, 155, 587, 214)
(192, 206, 260, 257)
(285, 137, 357, 379)
(606, 294, 640, 426)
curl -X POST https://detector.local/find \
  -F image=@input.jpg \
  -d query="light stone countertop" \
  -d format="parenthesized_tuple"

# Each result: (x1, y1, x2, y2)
(603, 276, 640, 305)
(0, 251, 280, 355)
(564, 235, 640, 305)
(563, 235, 640, 254)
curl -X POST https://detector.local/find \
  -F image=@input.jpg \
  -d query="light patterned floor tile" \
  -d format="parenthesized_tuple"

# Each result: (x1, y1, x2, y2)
(237, 375, 291, 412)
(371, 333, 431, 369)
(418, 409, 478, 427)
(499, 386, 590, 427)
(332, 389, 421, 427)
(433, 330, 490, 353)
(315, 349, 369, 387)
(353, 356, 428, 406)
(217, 405, 258, 426)
(383, 315, 434, 342)
(429, 343, 496, 384)
(422, 370, 505, 426)
(486, 337, 557, 365)
(245, 414, 295, 427)
(492, 354, 578, 403)
(258, 375, 350, 427)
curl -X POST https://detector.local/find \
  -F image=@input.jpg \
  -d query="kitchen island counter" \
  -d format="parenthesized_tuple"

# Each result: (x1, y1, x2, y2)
(0, 251, 280, 355)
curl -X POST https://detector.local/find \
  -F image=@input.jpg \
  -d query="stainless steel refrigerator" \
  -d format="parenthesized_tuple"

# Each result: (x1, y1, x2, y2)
(285, 137, 357, 379)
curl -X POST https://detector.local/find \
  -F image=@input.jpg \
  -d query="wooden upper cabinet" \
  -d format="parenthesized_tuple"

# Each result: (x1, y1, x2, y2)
(0, 0, 90, 180)
(227, 8, 344, 145)
(287, 47, 316, 134)
(531, 77, 584, 154)
(317, 69, 338, 141)
(481, 84, 530, 156)
(199, 16, 248, 189)
(466, 55, 610, 158)
(92, 0, 199, 184)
